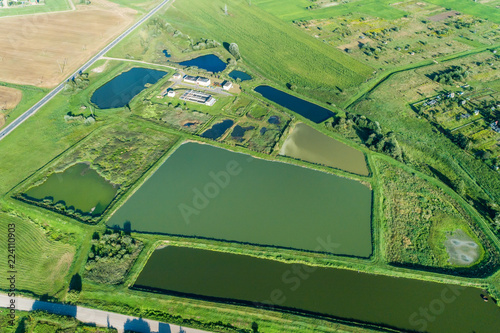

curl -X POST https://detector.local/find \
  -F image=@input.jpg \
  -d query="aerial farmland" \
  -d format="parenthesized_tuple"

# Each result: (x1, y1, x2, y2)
(1, 0, 500, 332)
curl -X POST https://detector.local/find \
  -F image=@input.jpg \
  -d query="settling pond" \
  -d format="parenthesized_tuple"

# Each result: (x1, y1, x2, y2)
(108, 142, 372, 257)
(228, 70, 252, 81)
(179, 54, 227, 73)
(24, 163, 117, 216)
(255, 85, 335, 123)
(91, 67, 167, 109)
(135, 246, 500, 333)
(201, 119, 234, 140)
(281, 123, 369, 176)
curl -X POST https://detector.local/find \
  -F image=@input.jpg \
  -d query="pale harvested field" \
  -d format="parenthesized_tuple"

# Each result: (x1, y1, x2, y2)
(0, 0, 136, 87)
(0, 85, 22, 110)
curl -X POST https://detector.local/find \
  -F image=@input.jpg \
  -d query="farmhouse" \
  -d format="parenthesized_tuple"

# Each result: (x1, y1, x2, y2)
(180, 90, 216, 106)
(222, 81, 233, 90)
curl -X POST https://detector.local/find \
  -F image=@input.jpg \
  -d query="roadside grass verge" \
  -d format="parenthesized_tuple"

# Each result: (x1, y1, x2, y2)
(0, 82, 48, 128)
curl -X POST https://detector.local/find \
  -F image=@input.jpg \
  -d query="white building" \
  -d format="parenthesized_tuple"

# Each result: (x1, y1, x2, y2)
(183, 75, 198, 84)
(172, 73, 182, 80)
(167, 90, 175, 97)
(196, 77, 211, 86)
(222, 81, 233, 90)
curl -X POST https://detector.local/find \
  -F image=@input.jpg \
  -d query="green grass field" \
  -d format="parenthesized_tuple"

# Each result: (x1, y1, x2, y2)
(109, 0, 373, 104)
(0, 0, 71, 18)
(0, 214, 75, 296)
(425, 0, 500, 24)
(107, 0, 161, 13)
(375, 157, 486, 268)
(253, 0, 408, 21)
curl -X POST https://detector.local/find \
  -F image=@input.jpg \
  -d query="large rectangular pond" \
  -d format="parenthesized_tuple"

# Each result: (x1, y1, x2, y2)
(280, 123, 369, 176)
(135, 246, 500, 333)
(91, 67, 167, 109)
(107, 142, 372, 257)
(255, 85, 335, 123)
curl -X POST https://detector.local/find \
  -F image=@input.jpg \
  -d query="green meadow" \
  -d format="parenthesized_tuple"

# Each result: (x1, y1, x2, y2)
(110, 0, 373, 104)
(425, 0, 500, 24)
(253, 0, 408, 21)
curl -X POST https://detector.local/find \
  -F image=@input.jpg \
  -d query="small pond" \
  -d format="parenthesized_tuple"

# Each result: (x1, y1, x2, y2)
(280, 123, 369, 176)
(231, 125, 254, 140)
(255, 85, 335, 123)
(91, 67, 167, 109)
(201, 119, 234, 140)
(24, 163, 117, 216)
(228, 70, 252, 81)
(179, 54, 227, 73)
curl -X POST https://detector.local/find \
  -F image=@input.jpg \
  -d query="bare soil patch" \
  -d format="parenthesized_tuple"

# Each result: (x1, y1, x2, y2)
(0, 0, 136, 88)
(0, 85, 22, 110)
(428, 10, 460, 22)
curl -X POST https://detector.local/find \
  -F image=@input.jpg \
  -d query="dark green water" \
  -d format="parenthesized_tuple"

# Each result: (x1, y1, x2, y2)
(280, 123, 369, 176)
(107, 142, 372, 257)
(135, 246, 500, 333)
(25, 163, 117, 215)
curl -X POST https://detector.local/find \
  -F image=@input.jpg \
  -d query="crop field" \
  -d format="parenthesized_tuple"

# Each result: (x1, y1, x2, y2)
(0, 85, 21, 110)
(376, 158, 489, 268)
(111, 0, 373, 104)
(0, 214, 75, 296)
(253, 0, 408, 22)
(0, 0, 135, 87)
(0, 0, 71, 18)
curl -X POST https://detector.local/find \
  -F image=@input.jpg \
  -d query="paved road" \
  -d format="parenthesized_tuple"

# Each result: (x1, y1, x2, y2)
(0, 294, 211, 333)
(0, 0, 172, 142)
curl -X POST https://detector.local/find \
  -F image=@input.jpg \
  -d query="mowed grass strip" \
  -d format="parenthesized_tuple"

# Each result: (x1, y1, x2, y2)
(166, 0, 372, 91)
(0, 214, 75, 296)
(253, 0, 408, 21)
